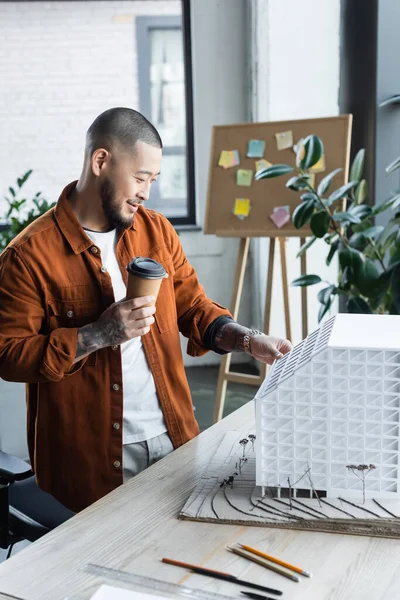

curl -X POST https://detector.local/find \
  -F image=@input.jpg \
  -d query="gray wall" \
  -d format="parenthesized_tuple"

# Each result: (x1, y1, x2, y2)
(179, 0, 252, 366)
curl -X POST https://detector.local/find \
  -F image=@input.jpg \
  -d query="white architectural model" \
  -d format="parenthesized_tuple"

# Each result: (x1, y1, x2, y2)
(255, 314, 400, 499)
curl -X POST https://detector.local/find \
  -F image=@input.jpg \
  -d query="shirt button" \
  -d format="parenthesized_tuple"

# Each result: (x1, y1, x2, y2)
(112, 383, 120, 391)
(113, 422, 120, 430)
(113, 460, 121, 468)
(100, 266, 107, 273)
(111, 345, 119, 351)
(91, 246, 98, 254)
(66, 310, 74, 318)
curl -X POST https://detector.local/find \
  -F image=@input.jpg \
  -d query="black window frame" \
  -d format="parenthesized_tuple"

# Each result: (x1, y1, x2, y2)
(136, 3, 196, 228)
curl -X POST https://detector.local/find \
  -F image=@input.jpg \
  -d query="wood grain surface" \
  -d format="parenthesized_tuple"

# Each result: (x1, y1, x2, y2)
(1, 401, 400, 600)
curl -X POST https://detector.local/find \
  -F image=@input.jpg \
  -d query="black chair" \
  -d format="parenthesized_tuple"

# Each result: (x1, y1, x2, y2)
(0, 450, 74, 559)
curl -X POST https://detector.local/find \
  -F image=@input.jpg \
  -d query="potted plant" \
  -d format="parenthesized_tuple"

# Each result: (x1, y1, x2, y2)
(0, 170, 55, 252)
(255, 136, 400, 321)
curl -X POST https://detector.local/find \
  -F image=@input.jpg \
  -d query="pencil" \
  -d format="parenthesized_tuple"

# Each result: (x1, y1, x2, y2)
(238, 544, 311, 578)
(227, 545, 300, 582)
(161, 557, 282, 596)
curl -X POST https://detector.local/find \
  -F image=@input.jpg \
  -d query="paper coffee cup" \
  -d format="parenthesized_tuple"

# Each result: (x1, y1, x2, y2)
(126, 257, 168, 303)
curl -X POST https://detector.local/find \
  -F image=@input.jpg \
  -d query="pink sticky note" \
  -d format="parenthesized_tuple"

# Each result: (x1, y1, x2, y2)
(269, 207, 290, 228)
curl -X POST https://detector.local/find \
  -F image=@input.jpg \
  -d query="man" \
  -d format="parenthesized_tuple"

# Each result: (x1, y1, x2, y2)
(0, 108, 291, 512)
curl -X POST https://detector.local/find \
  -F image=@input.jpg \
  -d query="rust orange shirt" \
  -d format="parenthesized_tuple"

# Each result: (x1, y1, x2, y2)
(0, 182, 231, 512)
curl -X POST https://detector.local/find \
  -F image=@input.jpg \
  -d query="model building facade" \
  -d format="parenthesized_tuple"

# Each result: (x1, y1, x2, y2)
(255, 314, 400, 499)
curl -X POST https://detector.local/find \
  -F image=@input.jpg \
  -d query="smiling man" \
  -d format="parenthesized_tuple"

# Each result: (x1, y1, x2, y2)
(0, 108, 291, 512)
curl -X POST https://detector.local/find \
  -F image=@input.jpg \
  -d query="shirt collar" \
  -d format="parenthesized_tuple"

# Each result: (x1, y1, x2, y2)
(54, 181, 136, 255)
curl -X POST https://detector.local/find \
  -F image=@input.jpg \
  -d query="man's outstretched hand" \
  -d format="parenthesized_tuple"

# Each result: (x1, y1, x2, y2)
(214, 321, 292, 363)
(248, 334, 292, 365)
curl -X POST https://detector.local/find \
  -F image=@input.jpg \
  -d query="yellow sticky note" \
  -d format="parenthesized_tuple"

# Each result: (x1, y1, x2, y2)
(236, 169, 253, 186)
(255, 159, 272, 172)
(310, 155, 326, 173)
(275, 130, 294, 150)
(218, 150, 239, 169)
(233, 198, 251, 219)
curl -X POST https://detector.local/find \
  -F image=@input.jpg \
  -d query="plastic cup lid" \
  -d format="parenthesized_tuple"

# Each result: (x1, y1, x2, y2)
(126, 257, 167, 279)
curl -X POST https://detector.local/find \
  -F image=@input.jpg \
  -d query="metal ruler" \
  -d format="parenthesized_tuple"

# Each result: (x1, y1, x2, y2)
(80, 563, 236, 600)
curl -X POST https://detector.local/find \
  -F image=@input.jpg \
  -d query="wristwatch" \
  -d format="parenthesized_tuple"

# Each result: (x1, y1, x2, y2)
(243, 329, 264, 354)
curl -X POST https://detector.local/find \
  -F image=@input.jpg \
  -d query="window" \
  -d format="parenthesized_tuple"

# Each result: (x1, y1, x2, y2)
(136, 9, 196, 226)
(0, 1, 196, 231)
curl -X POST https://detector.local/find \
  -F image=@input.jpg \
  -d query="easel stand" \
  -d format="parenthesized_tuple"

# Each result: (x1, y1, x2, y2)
(212, 236, 309, 423)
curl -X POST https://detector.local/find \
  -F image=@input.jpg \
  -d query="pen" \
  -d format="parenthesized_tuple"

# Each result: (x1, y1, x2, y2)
(241, 592, 276, 600)
(162, 558, 283, 596)
(227, 545, 300, 582)
(239, 544, 312, 577)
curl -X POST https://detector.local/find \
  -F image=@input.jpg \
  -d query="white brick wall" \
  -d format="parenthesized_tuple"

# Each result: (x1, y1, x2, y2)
(0, 1, 180, 213)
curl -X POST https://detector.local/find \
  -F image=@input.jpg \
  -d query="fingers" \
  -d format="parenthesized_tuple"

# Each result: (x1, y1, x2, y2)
(119, 295, 156, 309)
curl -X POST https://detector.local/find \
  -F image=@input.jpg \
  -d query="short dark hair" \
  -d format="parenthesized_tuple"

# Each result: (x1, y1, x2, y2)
(85, 107, 162, 157)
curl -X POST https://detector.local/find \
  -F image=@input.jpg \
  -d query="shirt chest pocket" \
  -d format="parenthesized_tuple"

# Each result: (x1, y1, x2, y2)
(47, 298, 99, 366)
(152, 257, 176, 334)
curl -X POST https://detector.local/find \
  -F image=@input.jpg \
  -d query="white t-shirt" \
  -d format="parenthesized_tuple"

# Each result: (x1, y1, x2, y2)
(84, 228, 167, 444)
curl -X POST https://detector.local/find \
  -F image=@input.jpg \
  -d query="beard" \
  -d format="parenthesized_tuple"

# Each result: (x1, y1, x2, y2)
(100, 177, 133, 230)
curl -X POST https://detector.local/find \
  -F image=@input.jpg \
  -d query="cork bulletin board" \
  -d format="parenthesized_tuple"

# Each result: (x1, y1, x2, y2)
(204, 115, 353, 238)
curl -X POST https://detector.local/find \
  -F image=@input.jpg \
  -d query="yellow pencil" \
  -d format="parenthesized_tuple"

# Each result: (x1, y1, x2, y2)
(239, 544, 312, 578)
(227, 545, 300, 582)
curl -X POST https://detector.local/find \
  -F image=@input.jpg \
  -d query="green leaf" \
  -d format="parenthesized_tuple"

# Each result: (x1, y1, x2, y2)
(255, 164, 293, 179)
(347, 296, 372, 314)
(300, 192, 319, 204)
(310, 211, 330, 238)
(333, 211, 361, 224)
(385, 156, 400, 174)
(328, 180, 359, 203)
(300, 135, 324, 170)
(17, 169, 33, 188)
(392, 195, 400, 211)
(339, 247, 363, 273)
(341, 266, 354, 289)
(389, 246, 400, 268)
(357, 259, 381, 297)
(292, 201, 315, 229)
(9, 187, 16, 198)
(326, 239, 339, 265)
(354, 179, 368, 205)
(349, 204, 373, 220)
(371, 195, 400, 216)
(292, 274, 322, 287)
(317, 168, 342, 196)
(352, 218, 373, 233)
(286, 176, 310, 191)
(349, 149, 365, 182)
(317, 284, 336, 305)
(391, 264, 400, 313)
(349, 232, 368, 250)
(297, 236, 317, 257)
(362, 225, 384, 240)
(318, 296, 333, 322)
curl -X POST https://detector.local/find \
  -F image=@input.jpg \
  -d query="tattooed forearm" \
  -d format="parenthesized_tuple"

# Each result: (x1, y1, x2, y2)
(73, 318, 127, 364)
(74, 323, 105, 363)
(214, 321, 250, 353)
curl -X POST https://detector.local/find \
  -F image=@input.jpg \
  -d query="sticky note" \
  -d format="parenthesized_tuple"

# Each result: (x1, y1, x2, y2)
(273, 205, 290, 214)
(218, 150, 240, 169)
(275, 130, 294, 150)
(255, 159, 272, 172)
(247, 139, 265, 158)
(270, 206, 290, 228)
(236, 169, 253, 186)
(233, 198, 251, 220)
(310, 155, 326, 173)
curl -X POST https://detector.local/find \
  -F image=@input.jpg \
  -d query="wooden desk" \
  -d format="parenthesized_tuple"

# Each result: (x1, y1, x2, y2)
(1, 401, 400, 600)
